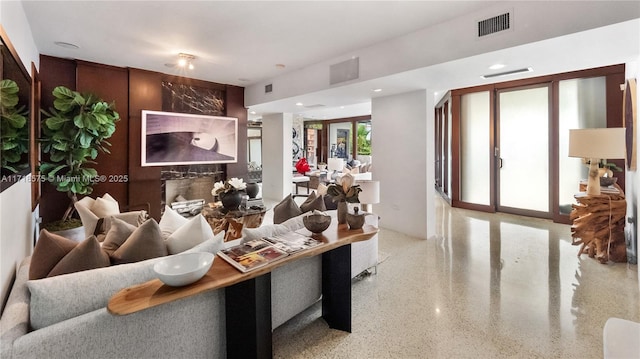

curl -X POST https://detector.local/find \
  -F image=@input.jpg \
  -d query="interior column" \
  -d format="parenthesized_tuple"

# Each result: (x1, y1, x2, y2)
(262, 113, 293, 201)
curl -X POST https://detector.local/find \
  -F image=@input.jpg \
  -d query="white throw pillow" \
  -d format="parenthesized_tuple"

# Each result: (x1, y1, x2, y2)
(91, 194, 119, 218)
(165, 214, 215, 254)
(158, 205, 189, 239)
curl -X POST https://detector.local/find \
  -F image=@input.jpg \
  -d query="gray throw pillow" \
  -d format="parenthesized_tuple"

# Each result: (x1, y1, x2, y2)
(273, 194, 302, 224)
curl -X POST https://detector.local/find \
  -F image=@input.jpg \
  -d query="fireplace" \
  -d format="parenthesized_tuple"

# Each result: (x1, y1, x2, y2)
(161, 164, 225, 211)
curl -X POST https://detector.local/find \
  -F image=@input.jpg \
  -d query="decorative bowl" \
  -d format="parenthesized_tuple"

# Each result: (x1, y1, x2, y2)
(600, 177, 617, 187)
(153, 252, 214, 287)
(303, 213, 332, 234)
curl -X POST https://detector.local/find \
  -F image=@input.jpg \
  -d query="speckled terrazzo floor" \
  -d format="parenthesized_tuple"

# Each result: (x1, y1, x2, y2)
(271, 196, 640, 358)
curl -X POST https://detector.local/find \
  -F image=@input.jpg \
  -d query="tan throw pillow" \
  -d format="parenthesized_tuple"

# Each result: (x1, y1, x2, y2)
(103, 210, 148, 235)
(317, 183, 328, 196)
(111, 219, 168, 264)
(29, 230, 78, 280)
(273, 194, 302, 224)
(300, 192, 327, 213)
(47, 236, 110, 277)
(102, 217, 138, 255)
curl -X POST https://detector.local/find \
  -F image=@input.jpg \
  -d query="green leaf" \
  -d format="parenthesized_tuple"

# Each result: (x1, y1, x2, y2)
(45, 116, 68, 130)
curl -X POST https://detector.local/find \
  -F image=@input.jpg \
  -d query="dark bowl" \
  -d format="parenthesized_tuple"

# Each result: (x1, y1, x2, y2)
(303, 213, 332, 234)
(600, 177, 617, 187)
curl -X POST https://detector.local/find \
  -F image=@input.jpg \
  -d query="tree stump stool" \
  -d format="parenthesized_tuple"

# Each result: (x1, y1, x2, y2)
(570, 184, 627, 263)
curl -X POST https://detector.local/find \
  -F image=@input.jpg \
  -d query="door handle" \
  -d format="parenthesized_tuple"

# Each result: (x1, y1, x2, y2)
(498, 158, 503, 168)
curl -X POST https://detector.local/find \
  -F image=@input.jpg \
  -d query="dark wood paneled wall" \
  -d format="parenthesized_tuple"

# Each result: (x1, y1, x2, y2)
(129, 69, 163, 219)
(38, 57, 245, 222)
(77, 61, 129, 207)
(39, 55, 77, 223)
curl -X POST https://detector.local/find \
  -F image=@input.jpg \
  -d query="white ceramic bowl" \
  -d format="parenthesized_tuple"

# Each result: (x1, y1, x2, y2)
(153, 252, 215, 287)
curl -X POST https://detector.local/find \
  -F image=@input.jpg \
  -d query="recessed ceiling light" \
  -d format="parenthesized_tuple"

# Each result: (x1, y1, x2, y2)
(373, 88, 382, 92)
(489, 63, 505, 70)
(296, 102, 304, 106)
(54, 41, 79, 49)
(249, 111, 256, 115)
(340, 106, 345, 109)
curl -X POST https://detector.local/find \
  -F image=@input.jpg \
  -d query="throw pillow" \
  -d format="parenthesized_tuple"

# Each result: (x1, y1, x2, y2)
(323, 194, 338, 210)
(29, 229, 78, 280)
(317, 183, 328, 196)
(91, 194, 119, 218)
(111, 219, 168, 264)
(47, 236, 110, 277)
(300, 192, 327, 213)
(165, 214, 214, 254)
(273, 194, 302, 224)
(103, 210, 148, 235)
(158, 205, 189, 239)
(101, 216, 138, 255)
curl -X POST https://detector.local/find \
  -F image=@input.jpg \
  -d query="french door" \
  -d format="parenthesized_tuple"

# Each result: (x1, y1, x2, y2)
(496, 84, 552, 217)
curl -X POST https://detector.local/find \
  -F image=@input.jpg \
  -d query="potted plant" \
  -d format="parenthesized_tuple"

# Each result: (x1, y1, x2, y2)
(327, 173, 361, 224)
(211, 177, 247, 211)
(40, 86, 119, 228)
(0, 79, 29, 173)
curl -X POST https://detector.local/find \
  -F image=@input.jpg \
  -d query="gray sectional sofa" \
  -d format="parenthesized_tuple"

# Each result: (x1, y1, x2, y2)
(0, 211, 378, 359)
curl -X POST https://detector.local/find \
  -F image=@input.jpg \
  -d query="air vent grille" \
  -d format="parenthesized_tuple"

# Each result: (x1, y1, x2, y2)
(478, 12, 511, 37)
(265, 84, 273, 93)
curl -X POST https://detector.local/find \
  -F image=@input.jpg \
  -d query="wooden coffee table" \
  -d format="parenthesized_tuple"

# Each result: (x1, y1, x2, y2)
(108, 220, 378, 359)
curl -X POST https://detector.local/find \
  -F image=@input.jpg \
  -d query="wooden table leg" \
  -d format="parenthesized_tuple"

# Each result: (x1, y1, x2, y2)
(322, 244, 352, 332)
(225, 273, 272, 359)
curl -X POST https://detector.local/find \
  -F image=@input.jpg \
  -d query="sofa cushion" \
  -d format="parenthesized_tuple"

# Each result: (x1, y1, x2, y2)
(101, 217, 138, 255)
(165, 214, 214, 254)
(273, 194, 302, 224)
(158, 205, 189, 238)
(29, 230, 79, 280)
(26, 235, 224, 330)
(300, 192, 326, 213)
(241, 212, 307, 243)
(47, 236, 110, 277)
(103, 210, 148, 235)
(75, 194, 120, 239)
(111, 219, 167, 264)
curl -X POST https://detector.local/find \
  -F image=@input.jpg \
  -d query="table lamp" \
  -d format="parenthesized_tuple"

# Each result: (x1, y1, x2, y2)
(357, 180, 380, 213)
(568, 128, 626, 195)
(327, 157, 344, 181)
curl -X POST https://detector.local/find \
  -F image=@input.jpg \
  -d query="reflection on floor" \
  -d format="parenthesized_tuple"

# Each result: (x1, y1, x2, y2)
(272, 195, 639, 358)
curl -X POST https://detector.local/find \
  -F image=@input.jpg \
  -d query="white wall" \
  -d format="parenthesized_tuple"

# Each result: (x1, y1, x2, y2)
(371, 90, 434, 239)
(0, 1, 39, 309)
(261, 113, 293, 202)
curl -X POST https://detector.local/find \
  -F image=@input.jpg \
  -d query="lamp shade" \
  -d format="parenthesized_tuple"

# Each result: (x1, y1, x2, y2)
(327, 157, 344, 172)
(568, 128, 627, 159)
(358, 180, 380, 204)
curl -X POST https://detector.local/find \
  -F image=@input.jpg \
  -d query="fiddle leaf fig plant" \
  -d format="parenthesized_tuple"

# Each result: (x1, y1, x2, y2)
(0, 79, 29, 173)
(40, 86, 119, 220)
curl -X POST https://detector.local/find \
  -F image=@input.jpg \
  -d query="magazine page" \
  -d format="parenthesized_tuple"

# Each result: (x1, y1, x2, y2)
(217, 239, 288, 273)
(264, 231, 322, 254)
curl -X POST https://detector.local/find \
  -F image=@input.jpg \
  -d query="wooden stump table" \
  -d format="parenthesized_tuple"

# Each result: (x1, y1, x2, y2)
(570, 184, 627, 263)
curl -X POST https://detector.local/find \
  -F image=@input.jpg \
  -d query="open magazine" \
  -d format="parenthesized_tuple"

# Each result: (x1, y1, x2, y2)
(217, 232, 322, 273)
(263, 231, 322, 254)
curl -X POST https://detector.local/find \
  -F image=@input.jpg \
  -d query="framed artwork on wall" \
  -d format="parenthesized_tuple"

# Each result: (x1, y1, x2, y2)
(336, 129, 349, 159)
(141, 110, 238, 166)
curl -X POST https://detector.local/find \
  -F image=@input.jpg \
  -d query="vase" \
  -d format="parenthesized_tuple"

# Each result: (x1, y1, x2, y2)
(246, 182, 259, 199)
(220, 191, 242, 210)
(337, 201, 348, 224)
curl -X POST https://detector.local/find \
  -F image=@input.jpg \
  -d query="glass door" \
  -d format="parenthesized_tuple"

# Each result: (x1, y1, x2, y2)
(496, 85, 551, 217)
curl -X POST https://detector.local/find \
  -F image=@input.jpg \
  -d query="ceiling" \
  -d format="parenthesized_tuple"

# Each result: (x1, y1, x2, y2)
(21, 1, 640, 120)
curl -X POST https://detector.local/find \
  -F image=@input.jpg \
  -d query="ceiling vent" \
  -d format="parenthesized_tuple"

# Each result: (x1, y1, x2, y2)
(304, 104, 325, 109)
(478, 11, 512, 37)
(330, 57, 359, 85)
(265, 84, 273, 93)
(481, 67, 532, 79)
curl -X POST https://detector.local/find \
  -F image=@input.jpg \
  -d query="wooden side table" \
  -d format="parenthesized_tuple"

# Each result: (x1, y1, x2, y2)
(202, 205, 267, 242)
(570, 184, 627, 263)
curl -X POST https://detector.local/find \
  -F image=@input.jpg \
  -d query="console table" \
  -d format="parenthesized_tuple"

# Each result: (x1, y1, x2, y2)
(201, 205, 268, 242)
(108, 220, 378, 359)
(570, 184, 627, 263)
